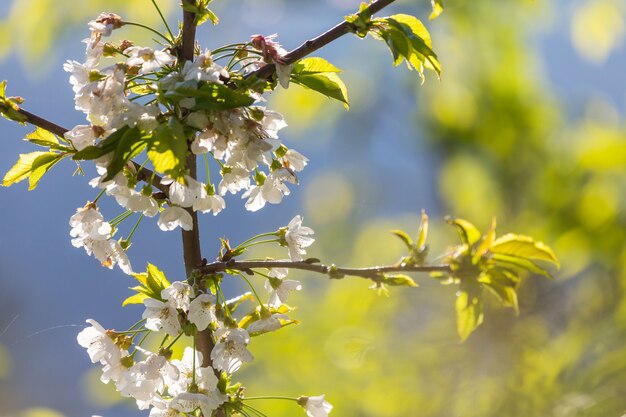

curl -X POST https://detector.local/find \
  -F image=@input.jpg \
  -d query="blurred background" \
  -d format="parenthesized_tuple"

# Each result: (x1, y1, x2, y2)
(1, 0, 626, 416)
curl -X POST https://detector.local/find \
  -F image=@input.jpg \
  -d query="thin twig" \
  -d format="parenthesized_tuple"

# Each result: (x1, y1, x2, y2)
(15, 107, 168, 194)
(246, 0, 397, 80)
(200, 259, 451, 281)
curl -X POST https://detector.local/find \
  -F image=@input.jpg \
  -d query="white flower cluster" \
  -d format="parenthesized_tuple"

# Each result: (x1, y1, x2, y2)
(69, 203, 132, 274)
(77, 258, 327, 415)
(63, 14, 309, 243)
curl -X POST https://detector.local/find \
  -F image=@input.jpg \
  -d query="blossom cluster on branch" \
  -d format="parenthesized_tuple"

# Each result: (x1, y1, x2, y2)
(0, 2, 561, 417)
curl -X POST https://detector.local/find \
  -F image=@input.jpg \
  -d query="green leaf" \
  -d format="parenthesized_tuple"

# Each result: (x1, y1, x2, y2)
(491, 253, 553, 278)
(416, 210, 429, 250)
(446, 216, 482, 246)
(455, 285, 483, 341)
(473, 217, 496, 264)
(2, 151, 64, 190)
(122, 292, 148, 307)
(293, 57, 342, 74)
(25, 127, 60, 148)
(73, 126, 130, 160)
(383, 274, 419, 287)
(28, 153, 64, 190)
(145, 263, 172, 295)
(102, 127, 145, 182)
(490, 234, 560, 268)
(390, 229, 413, 249)
(430, 0, 444, 20)
(385, 15, 441, 77)
(479, 270, 519, 314)
(125, 263, 172, 306)
(168, 82, 255, 111)
(291, 72, 349, 109)
(0, 80, 27, 124)
(147, 119, 188, 179)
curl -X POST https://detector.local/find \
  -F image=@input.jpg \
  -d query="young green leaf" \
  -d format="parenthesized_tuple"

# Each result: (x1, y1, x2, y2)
(385, 15, 441, 77)
(446, 216, 482, 246)
(28, 153, 64, 190)
(147, 119, 188, 180)
(168, 82, 255, 111)
(473, 217, 496, 264)
(479, 270, 519, 314)
(430, 0, 444, 20)
(390, 229, 413, 249)
(416, 210, 429, 250)
(293, 57, 342, 74)
(25, 127, 64, 149)
(291, 72, 349, 109)
(73, 126, 130, 160)
(490, 234, 560, 268)
(455, 285, 484, 341)
(383, 274, 419, 287)
(102, 127, 146, 182)
(2, 151, 65, 190)
(125, 263, 172, 306)
(491, 253, 553, 278)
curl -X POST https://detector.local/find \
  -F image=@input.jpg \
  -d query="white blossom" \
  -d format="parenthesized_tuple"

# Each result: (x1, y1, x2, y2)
(265, 277, 302, 308)
(284, 215, 315, 261)
(246, 312, 290, 335)
(158, 206, 193, 231)
(125, 46, 175, 74)
(282, 149, 308, 172)
(188, 293, 218, 331)
(300, 395, 333, 417)
(243, 168, 297, 212)
(161, 281, 195, 312)
(211, 328, 254, 374)
(142, 298, 181, 336)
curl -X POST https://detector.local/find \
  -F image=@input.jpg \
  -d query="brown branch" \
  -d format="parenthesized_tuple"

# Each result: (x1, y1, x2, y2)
(178, 1, 219, 378)
(247, 0, 397, 80)
(200, 259, 451, 281)
(15, 107, 168, 194)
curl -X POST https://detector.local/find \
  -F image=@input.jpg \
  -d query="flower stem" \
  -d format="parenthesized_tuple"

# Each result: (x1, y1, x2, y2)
(235, 272, 264, 308)
(233, 233, 278, 252)
(123, 21, 173, 45)
(150, 0, 175, 40)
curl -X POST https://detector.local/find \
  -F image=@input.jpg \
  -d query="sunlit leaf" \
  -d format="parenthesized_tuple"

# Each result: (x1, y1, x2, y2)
(390, 229, 413, 249)
(73, 126, 130, 160)
(446, 216, 482, 246)
(122, 292, 148, 307)
(293, 57, 342, 74)
(455, 284, 483, 341)
(2, 151, 64, 190)
(383, 274, 419, 287)
(291, 71, 349, 109)
(473, 217, 496, 263)
(479, 270, 519, 314)
(491, 233, 560, 268)
(147, 119, 188, 179)
(491, 253, 553, 278)
(103, 127, 145, 182)
(430, 0, 444, 20)
(416, 210, 429, 250)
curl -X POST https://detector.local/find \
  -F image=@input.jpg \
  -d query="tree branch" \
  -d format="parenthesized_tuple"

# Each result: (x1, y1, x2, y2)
(247, 0, 397, 80)
(200, 259, 451, 281)
(15, 108, 168, 194)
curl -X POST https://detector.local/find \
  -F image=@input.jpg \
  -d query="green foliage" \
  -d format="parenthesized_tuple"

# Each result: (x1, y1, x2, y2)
(368, 14, 441, 80)
(123, 263, 172, 306)
(147, 120, 188, 180)
(165, 82, 255, 110)
(181, 0, 218, 26)
(430, 0, 444, 20)
(0, 80, 27, 124)
(291, 57, 350, 109)
(25, 127, 71, 151)
(443, 217, 559, 340)
(2, 151, 66, 190)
